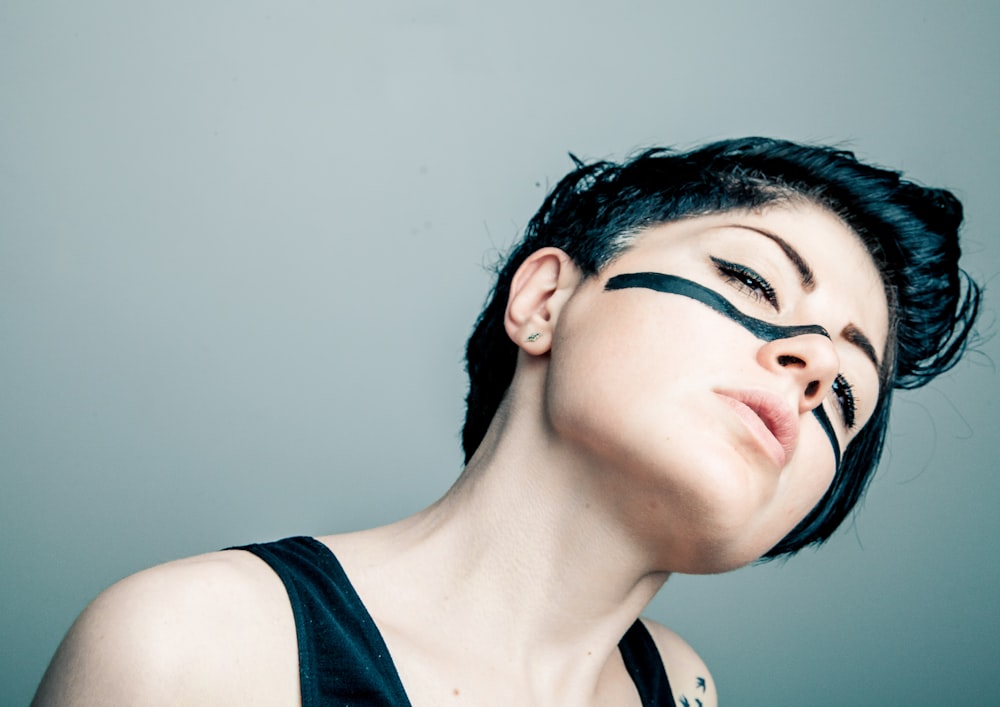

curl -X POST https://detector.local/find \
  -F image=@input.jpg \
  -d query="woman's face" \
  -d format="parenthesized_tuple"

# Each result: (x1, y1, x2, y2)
(543, 202, 889, 572)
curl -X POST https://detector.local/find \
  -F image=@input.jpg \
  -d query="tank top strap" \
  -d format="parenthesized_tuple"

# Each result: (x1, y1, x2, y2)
(619, 619, 676, 706)
(232, 536, 412, 707)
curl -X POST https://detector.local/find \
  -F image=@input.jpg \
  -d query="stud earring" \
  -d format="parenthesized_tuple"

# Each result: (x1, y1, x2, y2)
(526, 332, 541, 342)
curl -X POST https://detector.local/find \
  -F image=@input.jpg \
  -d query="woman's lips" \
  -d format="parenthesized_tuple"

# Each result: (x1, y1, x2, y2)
(716, 390, 799, 468)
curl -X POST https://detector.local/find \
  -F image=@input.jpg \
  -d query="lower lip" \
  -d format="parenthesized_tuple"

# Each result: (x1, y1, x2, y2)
(717, 394, 787, 468)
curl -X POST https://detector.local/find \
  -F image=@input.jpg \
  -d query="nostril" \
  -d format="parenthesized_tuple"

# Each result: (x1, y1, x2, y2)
(804, 381, 819, 398)
(778, 355, 805, 367)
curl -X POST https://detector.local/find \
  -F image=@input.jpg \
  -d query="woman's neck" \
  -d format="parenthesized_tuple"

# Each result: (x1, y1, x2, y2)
(320, 385, 671, 703)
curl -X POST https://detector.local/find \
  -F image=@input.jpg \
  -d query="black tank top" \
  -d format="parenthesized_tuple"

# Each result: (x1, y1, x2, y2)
(234, 536, 674, 706)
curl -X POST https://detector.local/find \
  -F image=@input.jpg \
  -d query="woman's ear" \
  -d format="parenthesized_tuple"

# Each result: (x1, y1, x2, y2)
(504, 247, 582, 355)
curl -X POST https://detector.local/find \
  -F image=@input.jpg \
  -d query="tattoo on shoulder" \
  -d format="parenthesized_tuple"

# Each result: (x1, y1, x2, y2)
(677, 675, 709, 707)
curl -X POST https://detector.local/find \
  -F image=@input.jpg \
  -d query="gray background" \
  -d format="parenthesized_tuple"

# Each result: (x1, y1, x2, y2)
(3, 2, 998, 705)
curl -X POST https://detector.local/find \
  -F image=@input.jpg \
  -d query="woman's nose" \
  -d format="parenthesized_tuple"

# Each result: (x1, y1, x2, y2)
(758, 334, 839, 414)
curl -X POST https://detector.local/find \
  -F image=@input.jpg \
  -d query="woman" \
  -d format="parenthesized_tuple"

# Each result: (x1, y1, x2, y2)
(33, 138, 980, 706)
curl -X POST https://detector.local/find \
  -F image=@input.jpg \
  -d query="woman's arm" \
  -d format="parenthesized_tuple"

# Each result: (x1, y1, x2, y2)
(31, 552, 299, 707)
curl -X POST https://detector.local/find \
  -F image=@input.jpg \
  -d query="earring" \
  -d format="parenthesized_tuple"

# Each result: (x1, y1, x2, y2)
(526, 332, 541, 342)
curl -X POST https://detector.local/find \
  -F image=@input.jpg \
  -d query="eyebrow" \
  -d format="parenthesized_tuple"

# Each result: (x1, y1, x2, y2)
(725, 223, 882, 372)
(843, 323, 881, 372)
(729, 225, 816, 291)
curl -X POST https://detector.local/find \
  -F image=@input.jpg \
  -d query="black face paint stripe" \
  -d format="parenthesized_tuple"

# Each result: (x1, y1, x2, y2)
(604, 271, 842, 467)
(605, 272, 830, 341)
(810, 405, 841, 469)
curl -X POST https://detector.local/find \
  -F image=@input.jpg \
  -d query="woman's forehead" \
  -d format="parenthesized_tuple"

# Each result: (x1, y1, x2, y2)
(605, 202, 891, 364)
(619, 204, 880, 282)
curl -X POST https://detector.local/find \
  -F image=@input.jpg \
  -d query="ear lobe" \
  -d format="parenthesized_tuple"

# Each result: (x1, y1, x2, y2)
(504, 247, 581, 354)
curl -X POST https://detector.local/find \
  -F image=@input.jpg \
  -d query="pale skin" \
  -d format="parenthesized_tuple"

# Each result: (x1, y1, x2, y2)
(33, 202, 888, 706)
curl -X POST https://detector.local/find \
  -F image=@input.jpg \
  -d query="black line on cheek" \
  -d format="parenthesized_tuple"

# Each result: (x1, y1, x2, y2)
(810, 405, 842, 469)
(605, 271, 842, 468)
(605, 272, 829, 341)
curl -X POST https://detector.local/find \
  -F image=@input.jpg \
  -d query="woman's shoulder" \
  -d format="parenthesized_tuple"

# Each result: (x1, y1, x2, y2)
(33, 547, 299, 707)
(640, 618, 718, 707)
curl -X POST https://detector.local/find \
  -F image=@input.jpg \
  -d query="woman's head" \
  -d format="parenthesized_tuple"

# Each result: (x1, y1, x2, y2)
(463, 137, 980, 559)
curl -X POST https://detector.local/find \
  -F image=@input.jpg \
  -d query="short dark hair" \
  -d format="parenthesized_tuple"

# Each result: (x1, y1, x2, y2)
(463, 137, 981, 559)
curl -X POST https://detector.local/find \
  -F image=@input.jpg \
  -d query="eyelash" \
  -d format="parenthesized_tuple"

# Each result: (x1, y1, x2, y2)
(711, 257, 779, 309)
(832, 374, 857, 430)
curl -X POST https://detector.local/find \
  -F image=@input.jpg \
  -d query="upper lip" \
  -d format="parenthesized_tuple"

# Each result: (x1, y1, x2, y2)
(718, 389, 799, 465)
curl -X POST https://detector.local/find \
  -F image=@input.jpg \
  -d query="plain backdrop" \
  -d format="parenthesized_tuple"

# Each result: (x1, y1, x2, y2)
(3, 2, 998, 705)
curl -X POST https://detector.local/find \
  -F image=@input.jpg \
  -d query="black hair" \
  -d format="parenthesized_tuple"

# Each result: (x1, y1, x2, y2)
(463, 137, 981, 559)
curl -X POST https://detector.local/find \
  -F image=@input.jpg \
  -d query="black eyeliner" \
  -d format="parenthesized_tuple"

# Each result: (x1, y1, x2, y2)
(710, 256, 779, 309)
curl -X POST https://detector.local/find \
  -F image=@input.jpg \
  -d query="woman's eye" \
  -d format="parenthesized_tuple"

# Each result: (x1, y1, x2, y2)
(831, 374, 857, 430)
(711, 257, 779, 309)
